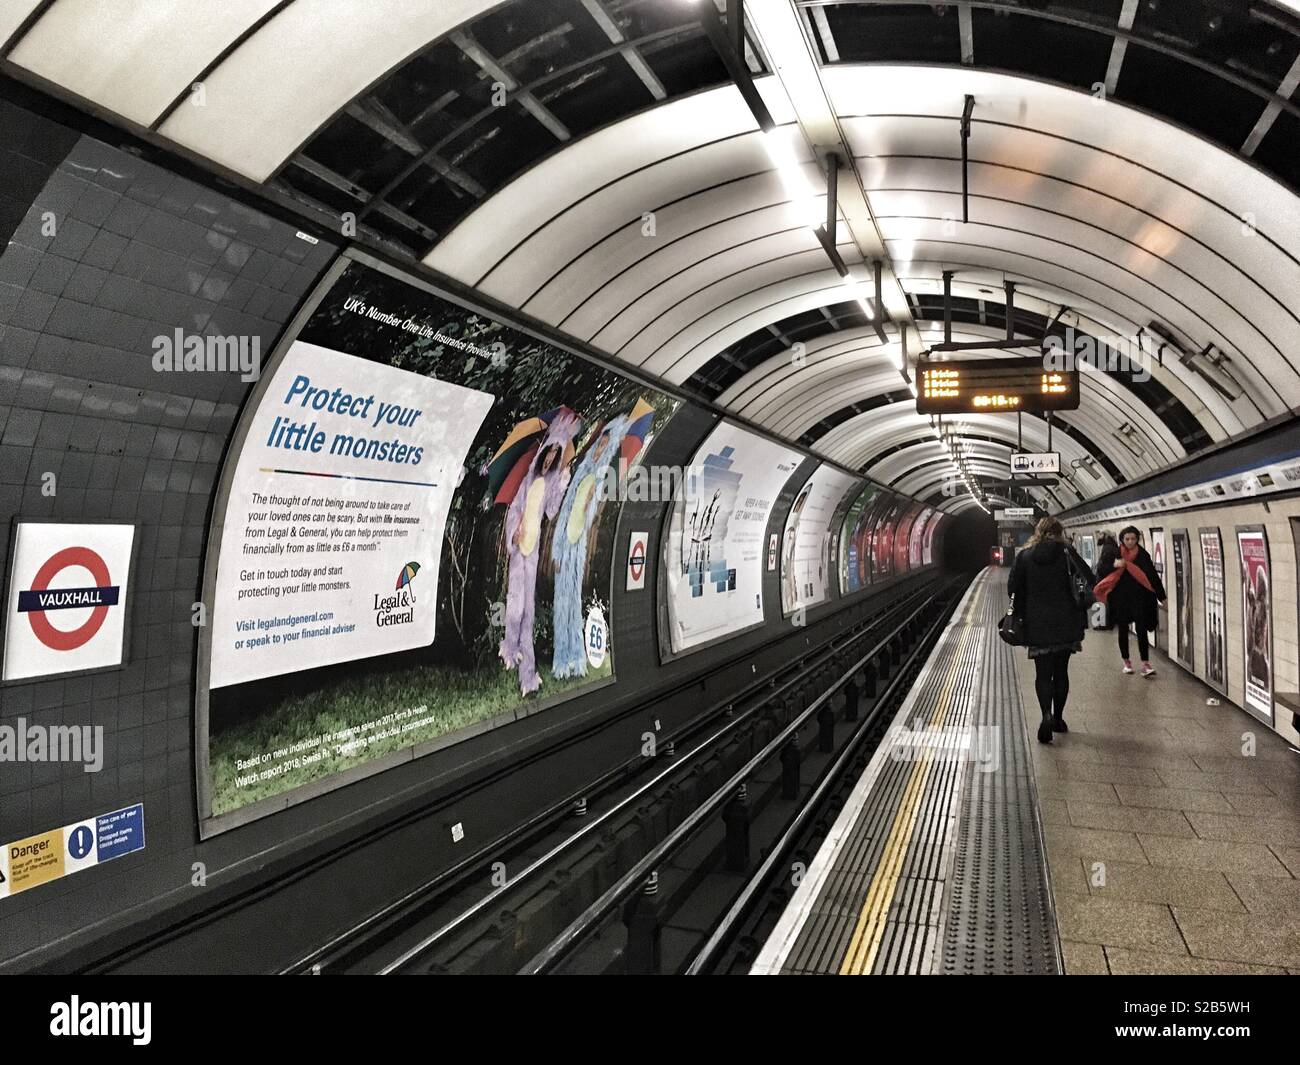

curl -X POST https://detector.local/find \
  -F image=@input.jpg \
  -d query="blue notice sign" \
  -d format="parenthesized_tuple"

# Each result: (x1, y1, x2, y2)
(95, 804, 145, 863)
(68, 825, 94, 860)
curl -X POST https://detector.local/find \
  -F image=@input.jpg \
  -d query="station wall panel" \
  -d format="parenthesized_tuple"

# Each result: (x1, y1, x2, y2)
(0, 99, 337, 964)
(0, 96, 945, 970)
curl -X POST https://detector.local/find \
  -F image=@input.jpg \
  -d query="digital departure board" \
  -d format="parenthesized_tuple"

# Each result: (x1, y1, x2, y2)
(916, 356, 1080, 414)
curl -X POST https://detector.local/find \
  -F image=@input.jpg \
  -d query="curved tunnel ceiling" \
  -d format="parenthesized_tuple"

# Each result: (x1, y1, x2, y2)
(7, 0, 1298, 509)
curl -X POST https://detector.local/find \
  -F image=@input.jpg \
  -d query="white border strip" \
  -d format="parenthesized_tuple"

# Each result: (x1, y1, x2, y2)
(750, 573, 986, 975)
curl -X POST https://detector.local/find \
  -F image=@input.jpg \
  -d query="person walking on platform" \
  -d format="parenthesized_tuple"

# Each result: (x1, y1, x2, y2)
(1093, 525, 1166, 677)
(1007, 516, 1095, 744)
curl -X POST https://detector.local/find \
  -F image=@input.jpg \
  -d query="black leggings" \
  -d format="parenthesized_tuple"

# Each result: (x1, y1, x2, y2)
(1117, 625, 1149, 661)
(1033, 650, 1072, 719)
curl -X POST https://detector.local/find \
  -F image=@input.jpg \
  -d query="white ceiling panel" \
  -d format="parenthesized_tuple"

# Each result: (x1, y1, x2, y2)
(594, 230, 831, 355)
(532, 180, 806, 334)
(0, 1, 46, 49)
(631, 254, 856, 379)
(427, 78, 797, 284)
(158, 0, 485, 182)
(9, 0, 279, 126)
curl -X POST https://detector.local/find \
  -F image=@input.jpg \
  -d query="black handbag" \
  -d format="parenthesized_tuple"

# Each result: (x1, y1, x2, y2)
(998, 594, 1025, 646)
(1065, 551, 1095, 610)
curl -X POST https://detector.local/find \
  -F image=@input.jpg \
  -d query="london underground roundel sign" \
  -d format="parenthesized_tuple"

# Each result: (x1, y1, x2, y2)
(20, 546, 118, 651)
(3, 524, 135, 682)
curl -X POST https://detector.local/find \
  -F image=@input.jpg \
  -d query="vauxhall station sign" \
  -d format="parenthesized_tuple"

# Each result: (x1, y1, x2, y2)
(3, 523, 135, 682)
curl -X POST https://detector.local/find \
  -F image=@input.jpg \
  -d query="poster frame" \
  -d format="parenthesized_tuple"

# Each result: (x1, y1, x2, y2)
(1197, 526, 1228, 698)
(1171, 528, 1194, 672)
(1234, 524, 1273, 725)
(195, 251, 679, 836)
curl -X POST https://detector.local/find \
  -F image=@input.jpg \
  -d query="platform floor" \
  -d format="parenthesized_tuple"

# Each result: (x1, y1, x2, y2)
(752, 570, 1060, 974)
(1017, 587, 1300, 975)
(753, 566, 1300, 976)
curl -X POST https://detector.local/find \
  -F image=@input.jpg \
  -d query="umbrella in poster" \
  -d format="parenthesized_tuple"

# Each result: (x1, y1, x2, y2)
(620, 397, 656, 465)
(487, 406, 579, 505)
(396, 560, 421, 601)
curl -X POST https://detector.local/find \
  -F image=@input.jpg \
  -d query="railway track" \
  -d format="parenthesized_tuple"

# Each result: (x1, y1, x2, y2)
(283, 573, 969, 975)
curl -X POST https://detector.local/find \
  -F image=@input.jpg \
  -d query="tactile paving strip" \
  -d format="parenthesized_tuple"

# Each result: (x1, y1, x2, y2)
(937, 579, 1062, 975)
(753, 579, 978, 973)
(751, 572, 1062, 976)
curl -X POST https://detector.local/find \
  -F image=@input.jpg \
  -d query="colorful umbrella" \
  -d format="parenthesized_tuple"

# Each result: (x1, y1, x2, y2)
(620, 397, 656, 465)
(396, 560, 421, 600)
(487, 407, 579, 505)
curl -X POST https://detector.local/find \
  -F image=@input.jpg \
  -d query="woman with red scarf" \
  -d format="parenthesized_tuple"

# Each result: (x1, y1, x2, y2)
(1093, 526, 1166, 676)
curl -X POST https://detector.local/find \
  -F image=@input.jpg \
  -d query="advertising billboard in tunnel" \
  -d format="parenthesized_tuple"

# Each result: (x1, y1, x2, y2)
(1236, 528, 1273, 723)
(1171, 530, 1193, 671)
(894, 504, 921, 575)
(663, 421, 801, 653)
(872, 496, 906, 581)
(908, 507, 933, 569)
(839, 483, 880, 595)
(780, 464, 858, 616)
(197, 256, 679, 831)
(1199, 528, 1227, 696)
(923, 509, 946, 565)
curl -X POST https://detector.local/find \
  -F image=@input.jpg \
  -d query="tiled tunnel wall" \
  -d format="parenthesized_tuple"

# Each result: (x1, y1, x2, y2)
(0, 98, 337, 962)
(0, 98, 932, 971)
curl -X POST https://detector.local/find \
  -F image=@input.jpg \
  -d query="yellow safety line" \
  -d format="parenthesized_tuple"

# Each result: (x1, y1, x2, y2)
(837, 587, 980, 975)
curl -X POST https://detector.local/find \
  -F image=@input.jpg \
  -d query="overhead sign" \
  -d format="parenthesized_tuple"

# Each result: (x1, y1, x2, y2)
(1, 803, 144, 902)
(917, 357, 1080, 414)
(626, 532, 647, 591)
(3, 524, 135, 682)
(995, 508, 1035, 522)
(1011, 452, 1060, 475)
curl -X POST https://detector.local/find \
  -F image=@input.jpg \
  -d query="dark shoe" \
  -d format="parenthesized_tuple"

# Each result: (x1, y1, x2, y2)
(1037, 713, 1054, 744)
(1052, 716, 1068, 733)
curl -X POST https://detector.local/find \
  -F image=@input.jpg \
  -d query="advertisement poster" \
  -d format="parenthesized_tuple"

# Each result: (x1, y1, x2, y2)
(839, 483, 879, 594)
(922, 508, 942, 565)
(872, 497, 904, 582)
(199, 258, 679, 827)
(3, 523, 135, 682)
(1149, 527, 1166, 649)
(1199, 528, 1227, 695)
(1171, 530, 1193, 670)
(779, 464, 858, 616)
(665, 422, 801, 652)
(908, 507, 933, 569)
(893, 504, 918, 576)
(1078, 533, 1096, 569)
(1236, 528, 1273, 722)
(209, 341, 494, 688)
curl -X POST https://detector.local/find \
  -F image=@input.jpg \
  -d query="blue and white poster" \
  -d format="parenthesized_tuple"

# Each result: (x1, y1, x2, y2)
(664, 422, 800, 653)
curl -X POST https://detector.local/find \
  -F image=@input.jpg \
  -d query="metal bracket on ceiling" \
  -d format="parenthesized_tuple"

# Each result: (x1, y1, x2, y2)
(872, 258, 889, 343)
(813, 151, 850, 277)
(699, 0, 774, 131)
(1142, 322, 1243, 401)
(1113, 421, 1147, 458)
(1071, 455, 1102, 480)
(925, 272, 1047, 354)
(960, 94, 976, 224)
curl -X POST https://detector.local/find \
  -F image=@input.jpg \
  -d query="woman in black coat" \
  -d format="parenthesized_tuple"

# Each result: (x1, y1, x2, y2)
(1093, 525, 1166, 676)
(1008, 516, 1095, 744)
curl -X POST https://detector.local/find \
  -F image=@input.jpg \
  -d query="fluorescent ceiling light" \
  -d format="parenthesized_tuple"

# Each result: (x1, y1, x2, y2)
(763, 127, 822, 229)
